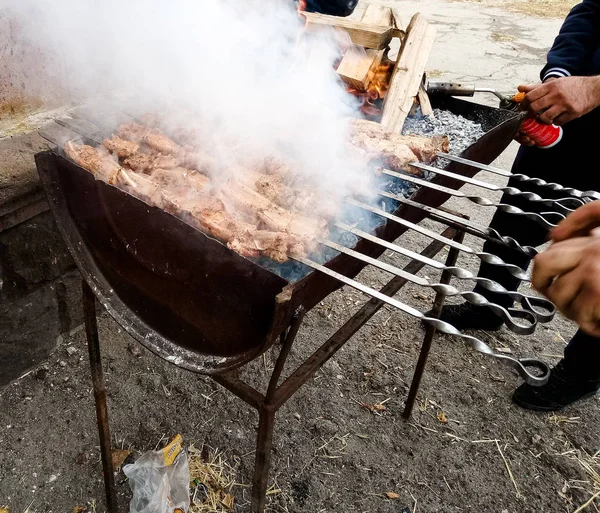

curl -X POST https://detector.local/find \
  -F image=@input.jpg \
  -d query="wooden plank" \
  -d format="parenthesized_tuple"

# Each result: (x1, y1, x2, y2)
(417, 84, 435, 117)
(380, 13, 436, 132)
(336, 4, 392, 90)
(302, 11, 395, 50)
(337, 47, 384, 90)
(361, 4, 392, 25)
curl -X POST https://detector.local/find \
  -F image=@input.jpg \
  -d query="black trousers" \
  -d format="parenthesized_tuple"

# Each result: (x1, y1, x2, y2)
(474, 113, 600, 380)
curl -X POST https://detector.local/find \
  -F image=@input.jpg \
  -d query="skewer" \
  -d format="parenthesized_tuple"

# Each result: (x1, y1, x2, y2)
(319, 239, 538, 334)
(348, 198, 531, 280)
(293, 255, 550, 386)
(383, 169, 565, 229)
(407, 163, 570, 224)
(334, 221, 555, 322)
(377, 190, 538, 257)
(436, 153, 600, 202)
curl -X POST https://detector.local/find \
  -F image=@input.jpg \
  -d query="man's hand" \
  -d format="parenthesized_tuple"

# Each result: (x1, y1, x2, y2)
(532, 201, 600, 336)
(518, 76, 600, 126)
(532, 236, 600, 336)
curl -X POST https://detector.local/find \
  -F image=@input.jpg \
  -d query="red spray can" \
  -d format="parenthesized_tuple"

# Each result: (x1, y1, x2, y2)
(513, 91, 563, 149)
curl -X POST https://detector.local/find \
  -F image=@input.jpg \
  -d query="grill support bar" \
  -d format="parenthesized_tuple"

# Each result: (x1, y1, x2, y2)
(402, 231, 463, 419)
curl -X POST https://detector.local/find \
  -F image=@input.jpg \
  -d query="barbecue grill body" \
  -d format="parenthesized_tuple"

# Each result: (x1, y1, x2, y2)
(35, 103, 522, 374)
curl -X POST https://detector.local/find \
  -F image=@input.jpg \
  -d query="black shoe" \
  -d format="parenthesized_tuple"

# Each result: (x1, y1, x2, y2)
(512, 360, 600, 412)
(429, 302, 504, 331)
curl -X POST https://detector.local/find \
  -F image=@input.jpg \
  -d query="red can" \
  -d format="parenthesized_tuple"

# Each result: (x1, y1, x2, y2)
(520, 118, 563, 148)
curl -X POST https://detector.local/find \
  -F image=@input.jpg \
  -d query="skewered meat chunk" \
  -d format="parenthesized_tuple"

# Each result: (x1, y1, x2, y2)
(64, 141, 135, 186)
(347, 134, 420, 174)
(117, 122, 182, 156)
(223, 181, 327, 242)
(348, 118, 449, 163)
(102, 136, 139, 159)
(124, 152, 182, 174)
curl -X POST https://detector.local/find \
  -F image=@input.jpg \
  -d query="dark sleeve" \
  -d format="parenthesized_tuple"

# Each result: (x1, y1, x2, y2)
(541, 0, 600, 81)
(304, 0, 358, 16)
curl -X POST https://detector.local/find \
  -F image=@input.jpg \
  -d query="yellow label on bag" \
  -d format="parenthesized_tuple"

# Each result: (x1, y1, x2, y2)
(162, 434, 183, 466)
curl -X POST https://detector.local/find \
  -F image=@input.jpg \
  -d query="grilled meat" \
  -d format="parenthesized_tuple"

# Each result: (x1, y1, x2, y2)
(102, 136, 139, 159)
(347, 134, 420, 174)
(349, 118, 449, 163)
(223, 181, 326, 242)
(65, 141, 124, 184)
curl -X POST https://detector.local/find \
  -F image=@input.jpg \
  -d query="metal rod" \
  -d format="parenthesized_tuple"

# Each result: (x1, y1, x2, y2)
(436, 153, 600, 201)
(82, 280, 118, 513)
(410, 162, 578, 215)
(348, 198, 531, 280)
(293, 256, 549, 386)
(252, 407, 276, 513)
(403, 231, 465, 419)
(211, 373, 264, 411)
(265, 309, 305, 404)
(319, 238, 537, 334)
(378, 189, 538, 257)
(274, 233, 453, 410)
(384, 168, 566, 226)
(334, 222, 555, 323)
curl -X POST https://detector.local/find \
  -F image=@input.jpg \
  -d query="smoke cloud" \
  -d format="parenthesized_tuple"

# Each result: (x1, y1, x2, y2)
(8, 0, 372, 204)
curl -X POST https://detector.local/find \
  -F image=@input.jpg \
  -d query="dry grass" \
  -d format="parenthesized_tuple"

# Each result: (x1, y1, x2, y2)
(448, 0, 577, 18)
(188, 446, 239, 513)
(503, 0, 578, 19)
(555, 439, 600, 511)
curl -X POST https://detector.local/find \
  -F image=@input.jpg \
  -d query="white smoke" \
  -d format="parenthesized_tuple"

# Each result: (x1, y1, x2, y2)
(8, 0, 372, 205)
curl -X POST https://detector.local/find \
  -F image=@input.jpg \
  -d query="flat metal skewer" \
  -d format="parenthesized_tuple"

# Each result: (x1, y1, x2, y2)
(293, 255, 550, 386)
(377, 190, 539, 257)
(407, 164, 568, 225)
(383, 169, 564, 229)
(334, 222, 555, 323)
(435, 153, 599, 202)
(348, 198, 531, 281)
(319, 238, 537, 334)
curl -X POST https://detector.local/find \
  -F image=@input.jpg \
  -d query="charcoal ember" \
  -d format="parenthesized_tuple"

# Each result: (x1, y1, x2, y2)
(402, 109, 485, 156)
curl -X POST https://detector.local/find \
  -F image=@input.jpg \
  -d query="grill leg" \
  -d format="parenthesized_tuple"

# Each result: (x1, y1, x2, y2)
(402, 230, 466, 419)
(252, 406, 276, 513)
(250, 311, 304, 513)
(82, 280, 118, 513)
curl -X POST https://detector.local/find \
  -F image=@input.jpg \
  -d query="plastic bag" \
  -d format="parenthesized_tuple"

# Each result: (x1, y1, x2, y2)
(123, 434, 190, 513)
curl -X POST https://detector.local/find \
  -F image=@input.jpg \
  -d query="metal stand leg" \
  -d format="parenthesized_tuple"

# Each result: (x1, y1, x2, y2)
(403, 231, 466, 419)
(82, 280, 117, 513)
(249, 310, 304, 513)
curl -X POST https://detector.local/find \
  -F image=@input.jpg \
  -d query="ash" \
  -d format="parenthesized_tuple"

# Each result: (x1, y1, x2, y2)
(402, 108, 485, 155)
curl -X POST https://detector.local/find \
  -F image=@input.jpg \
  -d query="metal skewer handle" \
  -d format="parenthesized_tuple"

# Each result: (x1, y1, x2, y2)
(334, 222, 556, 323)
(384, 169, 565, 230)
(294, 256, 550, 387)
(378, 190, 539, 257)
(408, 164, 567, 227)
(437, 153, 599, 203)
(320, 239, 537, 334)
(348, 199, 531, 281)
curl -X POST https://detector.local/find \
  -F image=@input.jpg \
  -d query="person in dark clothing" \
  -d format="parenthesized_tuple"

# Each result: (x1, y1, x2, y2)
(301, 0, 358, 16)
(437, 0, 600, 412)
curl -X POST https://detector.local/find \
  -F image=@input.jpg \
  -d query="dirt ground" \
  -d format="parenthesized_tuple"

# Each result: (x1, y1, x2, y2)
(2, 2, 600, 513)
